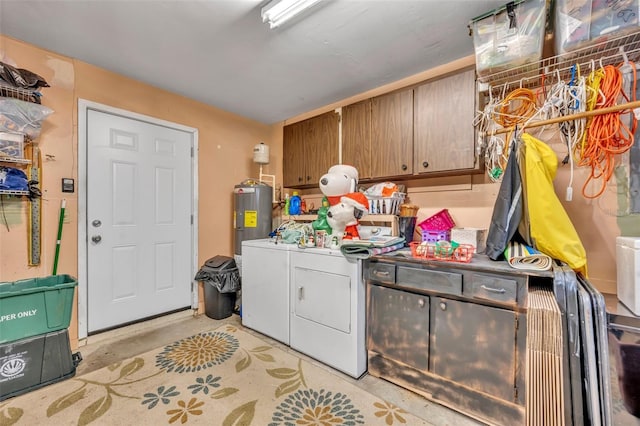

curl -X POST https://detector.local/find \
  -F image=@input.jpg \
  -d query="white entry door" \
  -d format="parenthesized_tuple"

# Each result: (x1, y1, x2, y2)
(87, 109, 193, 333)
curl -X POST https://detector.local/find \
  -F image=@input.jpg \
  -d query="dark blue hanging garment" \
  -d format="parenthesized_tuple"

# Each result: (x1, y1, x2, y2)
(485, 142, 524, 260)
(0, 166, 29, 191)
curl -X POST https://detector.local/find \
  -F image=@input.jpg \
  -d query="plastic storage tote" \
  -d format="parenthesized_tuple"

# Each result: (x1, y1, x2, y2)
(555, 0, 640, 55)
(0, 329, 82, 401)
(0, 274, 77, 344)
(470, 0, 547, 78)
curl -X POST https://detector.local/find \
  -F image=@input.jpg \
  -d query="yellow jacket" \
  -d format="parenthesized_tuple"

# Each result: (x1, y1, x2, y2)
(521, 133, 588, 276)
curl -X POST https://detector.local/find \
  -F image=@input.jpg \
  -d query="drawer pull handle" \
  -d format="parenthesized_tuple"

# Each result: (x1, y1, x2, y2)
(481, 284, 506, 294)
(374, 271, 390, 277)
(298, 286, 304, 300)
(418, 298, 425, 308)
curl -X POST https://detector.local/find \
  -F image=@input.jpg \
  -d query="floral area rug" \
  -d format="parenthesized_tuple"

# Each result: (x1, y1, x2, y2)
(0, 324, 432, 425)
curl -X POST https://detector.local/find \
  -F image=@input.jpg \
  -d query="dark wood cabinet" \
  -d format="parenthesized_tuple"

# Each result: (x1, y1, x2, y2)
(367, 284, 430, 372)
(365, 256, 535, 426)
(430, 297, 516, 402)
(371, 89, 413, 178)
(414, 68, 477, 174)
(283, 120, 306, 187)
(342, 99, 371, 179)
(283, 111, 339, 188)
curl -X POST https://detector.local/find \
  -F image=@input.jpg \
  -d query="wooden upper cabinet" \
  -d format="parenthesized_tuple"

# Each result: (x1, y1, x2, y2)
(414, 68, 476, 174)
(371, 89, 413, 178)
(283, 120, 306, 187)
(342, 100, 372, 180)
(305, 111, 339, 186)
(283, 111, 339, 188)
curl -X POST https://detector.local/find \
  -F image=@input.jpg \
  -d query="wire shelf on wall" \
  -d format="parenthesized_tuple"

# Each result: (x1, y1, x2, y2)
(0, 156, 31, 164)
(0, 190, 29, 196)
(478, 30, 640, 95)
(0, 82, 42, 104)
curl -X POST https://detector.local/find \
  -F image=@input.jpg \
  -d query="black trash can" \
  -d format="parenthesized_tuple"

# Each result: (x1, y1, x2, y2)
(195, 256, 240, 320)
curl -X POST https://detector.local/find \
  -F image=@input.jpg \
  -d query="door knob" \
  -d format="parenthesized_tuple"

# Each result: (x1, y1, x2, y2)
(92, 219, 102, 227)
(422, 161, 429, 168)
(91, 235, 102, 243)
(401, 164, 407, 171)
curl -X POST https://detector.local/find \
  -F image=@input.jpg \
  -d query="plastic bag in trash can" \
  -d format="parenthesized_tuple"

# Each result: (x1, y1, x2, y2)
(194, 255, 240, 293)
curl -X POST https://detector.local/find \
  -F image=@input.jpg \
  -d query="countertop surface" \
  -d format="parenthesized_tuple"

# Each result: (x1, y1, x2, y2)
(374, 249, 555, 278)
(604, 293, 640, 328)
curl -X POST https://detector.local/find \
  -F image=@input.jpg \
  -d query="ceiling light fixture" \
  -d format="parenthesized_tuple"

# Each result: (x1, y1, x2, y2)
(261, 0, 322, 29)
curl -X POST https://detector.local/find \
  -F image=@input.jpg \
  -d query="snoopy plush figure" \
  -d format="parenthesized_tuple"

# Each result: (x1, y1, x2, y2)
(318, 164, 358, 206)
(326, 192, 369, 240)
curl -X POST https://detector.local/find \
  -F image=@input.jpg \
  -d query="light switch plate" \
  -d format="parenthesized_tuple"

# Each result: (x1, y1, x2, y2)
(62, 178, 75, 193)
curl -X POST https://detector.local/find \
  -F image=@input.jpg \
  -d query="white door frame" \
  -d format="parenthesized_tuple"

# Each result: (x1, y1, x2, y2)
(77, 99, 199, 340)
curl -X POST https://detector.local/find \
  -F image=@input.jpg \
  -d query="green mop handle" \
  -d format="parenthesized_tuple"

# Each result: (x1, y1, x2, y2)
(52, 198, 66, 275)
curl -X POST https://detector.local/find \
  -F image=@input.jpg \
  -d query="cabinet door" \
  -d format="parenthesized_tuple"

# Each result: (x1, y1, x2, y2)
(283, 121, 307, 187)
(367, 284, 430, 371)
(371, 89, 413, 177)
(292, 263, 351, 333)
(342, 100, 371, 179)
(431, 297, 517, 402)
(304, 111, 339, 186)
(414, 69, 476, 174)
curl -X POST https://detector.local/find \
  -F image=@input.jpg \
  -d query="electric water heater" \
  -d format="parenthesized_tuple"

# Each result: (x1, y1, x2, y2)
(233, 180, 273, 256)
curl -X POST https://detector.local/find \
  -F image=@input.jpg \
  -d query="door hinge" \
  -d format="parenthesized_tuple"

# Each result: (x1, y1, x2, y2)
(514, 387, 518, 400)
(191, 147, 194, 157)
(515, 316, 519, 331)
(191, 215, 193, 225)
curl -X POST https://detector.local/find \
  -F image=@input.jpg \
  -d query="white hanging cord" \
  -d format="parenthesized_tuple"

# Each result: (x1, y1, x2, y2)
(540, 64, 587, 201)
(485, 132, 507, 182)
(475, 87, 512, 182)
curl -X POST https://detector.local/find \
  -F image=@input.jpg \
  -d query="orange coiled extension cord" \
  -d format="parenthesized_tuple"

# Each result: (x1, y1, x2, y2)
(580, 64, 637, 199)
(494, 87, 538, 129)
(492, 88, 538, 171)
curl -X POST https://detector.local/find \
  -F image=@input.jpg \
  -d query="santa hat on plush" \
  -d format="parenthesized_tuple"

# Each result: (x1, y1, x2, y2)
(339, 192, 369, 240)
(340, 192, 369, 218)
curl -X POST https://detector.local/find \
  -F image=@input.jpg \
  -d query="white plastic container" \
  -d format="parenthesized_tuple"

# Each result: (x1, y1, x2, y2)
(616, 236, 640, 315)
(451, 228, 488, 254)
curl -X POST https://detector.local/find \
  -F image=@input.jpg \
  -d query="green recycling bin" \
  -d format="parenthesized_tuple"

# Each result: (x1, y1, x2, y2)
(0, 274, 77, 344)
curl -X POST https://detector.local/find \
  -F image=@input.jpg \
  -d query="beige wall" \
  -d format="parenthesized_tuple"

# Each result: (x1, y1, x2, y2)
(0, 35, 279, 347)
(2, 34, 636, 347)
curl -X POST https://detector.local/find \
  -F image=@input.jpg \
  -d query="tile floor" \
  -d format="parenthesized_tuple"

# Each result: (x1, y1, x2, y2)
(77, 310, 482, 426)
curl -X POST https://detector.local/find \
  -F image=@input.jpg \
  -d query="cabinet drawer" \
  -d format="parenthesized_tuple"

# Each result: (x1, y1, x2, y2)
(396, 266, 462, 296)
(466, 273, 518, 305)
(368, 262, 396, 283)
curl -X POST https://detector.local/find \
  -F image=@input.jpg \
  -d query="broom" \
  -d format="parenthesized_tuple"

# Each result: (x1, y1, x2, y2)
(52, 198, 66, 275)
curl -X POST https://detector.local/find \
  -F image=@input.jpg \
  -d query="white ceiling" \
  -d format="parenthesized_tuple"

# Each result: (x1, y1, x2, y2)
(0, 0, 505, 124)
